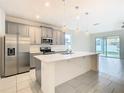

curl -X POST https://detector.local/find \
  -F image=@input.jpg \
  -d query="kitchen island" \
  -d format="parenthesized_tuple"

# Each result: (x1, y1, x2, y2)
(34, 51, 99, 93)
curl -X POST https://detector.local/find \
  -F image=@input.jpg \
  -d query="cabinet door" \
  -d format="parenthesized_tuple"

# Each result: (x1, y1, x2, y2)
(41, 27, 47, 38)
(35, 27, 41, 44)
(60, 32, 65, 45)
(6, 22, 18, 34)
(41, 27, 53, 38)
(47, 28, 53, 38)
(55, 31, 65, 45)
(53, 30, 57, 45)
(29, 26, 35, 44)
(56, 31, 61, 45)
(18, 24, 29, 36)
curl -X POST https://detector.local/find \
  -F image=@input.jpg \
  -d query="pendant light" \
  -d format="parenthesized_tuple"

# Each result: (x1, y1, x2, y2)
(85, 12, 90, 35)
(75, 6, 81, 32)
(62, 0, 68, 32)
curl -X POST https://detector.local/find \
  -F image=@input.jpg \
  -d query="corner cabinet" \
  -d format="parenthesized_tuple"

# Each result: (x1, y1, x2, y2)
(29, 26, 41, 45)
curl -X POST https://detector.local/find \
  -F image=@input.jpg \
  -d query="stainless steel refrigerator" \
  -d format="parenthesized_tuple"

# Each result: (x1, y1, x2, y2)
(3, 34, 30, 76)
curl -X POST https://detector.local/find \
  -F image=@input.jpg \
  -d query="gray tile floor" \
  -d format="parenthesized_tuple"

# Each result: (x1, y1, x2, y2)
(56, 57, 124, 93)
(0, 57, 124, 93)
(99, 57, 124, 80)
(56, 70, 124, 93)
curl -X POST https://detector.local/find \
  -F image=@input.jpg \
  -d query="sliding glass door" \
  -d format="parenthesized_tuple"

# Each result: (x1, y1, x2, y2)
(96, 36, 120, 58)
(96, 38, 106, 56)
(106, 36, 120, 58)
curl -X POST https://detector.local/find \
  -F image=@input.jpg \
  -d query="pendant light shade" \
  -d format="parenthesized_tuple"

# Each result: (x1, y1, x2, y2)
(85, 12, 90, 35)
(62, 25, 68, 32)
(61, 0, 68, 32)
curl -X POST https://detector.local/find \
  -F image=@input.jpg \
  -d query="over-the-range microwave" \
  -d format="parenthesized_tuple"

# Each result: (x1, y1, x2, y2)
(41, 38, 53, 45)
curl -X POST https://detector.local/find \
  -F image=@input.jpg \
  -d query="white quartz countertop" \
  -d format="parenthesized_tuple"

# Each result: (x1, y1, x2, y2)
(34, 51, 98, 63)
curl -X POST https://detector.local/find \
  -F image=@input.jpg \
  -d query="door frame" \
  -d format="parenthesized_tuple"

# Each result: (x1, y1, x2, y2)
(95, 35, 120, 59)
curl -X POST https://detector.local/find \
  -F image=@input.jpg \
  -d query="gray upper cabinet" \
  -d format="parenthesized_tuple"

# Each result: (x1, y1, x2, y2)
(35, 27, 41, 44)
(6, 22, 18, 34)
(60, 32, 65, 45)
(29, 26, 35, 44)
(18, 24, 29, 36)
(53, 30, 57, 45)
(41, 27, 53, 38)
(41, 27, 47, 38)
(47, 28, 53, 38)
(56, 31, 61, 45)
(6, 21, 65, 45)
(29, 26, 41, 45)
(53, 30, 65, 45)
(6, 22, 29, 36)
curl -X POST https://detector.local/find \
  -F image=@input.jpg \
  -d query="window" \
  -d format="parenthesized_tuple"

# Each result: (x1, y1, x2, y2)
(65, 34, 72, 48)
(106, 36, 120, 58)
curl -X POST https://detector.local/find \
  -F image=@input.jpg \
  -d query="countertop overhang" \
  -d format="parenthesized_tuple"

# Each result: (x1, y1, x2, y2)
(34, 51, 98, 63)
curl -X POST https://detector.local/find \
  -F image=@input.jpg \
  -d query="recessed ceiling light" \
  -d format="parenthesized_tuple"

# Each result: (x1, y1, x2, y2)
(36, 15, 40, 19)
(45, 2, 50, 7)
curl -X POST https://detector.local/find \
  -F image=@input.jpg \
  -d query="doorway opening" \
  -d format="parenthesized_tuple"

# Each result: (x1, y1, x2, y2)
(95, 36, 120, 58)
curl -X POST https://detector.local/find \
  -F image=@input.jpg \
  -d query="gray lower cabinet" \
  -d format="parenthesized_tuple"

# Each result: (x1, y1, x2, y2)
(34, 58, 41, 86)
(30, 53, 43, 68)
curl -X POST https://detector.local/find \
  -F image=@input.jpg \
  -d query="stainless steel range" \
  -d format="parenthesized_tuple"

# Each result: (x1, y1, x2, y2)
(2, 34, 30, 76)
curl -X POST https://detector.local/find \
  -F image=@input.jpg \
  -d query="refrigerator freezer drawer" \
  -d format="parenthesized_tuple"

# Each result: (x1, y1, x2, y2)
(18, 52, 30, 73)
(5, 57, 17, 76)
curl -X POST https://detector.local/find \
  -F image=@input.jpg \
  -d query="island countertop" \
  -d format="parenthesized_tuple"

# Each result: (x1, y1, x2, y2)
(34, 51, 98, 63)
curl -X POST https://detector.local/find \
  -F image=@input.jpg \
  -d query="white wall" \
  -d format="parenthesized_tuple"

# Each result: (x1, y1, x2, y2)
(66, 31, 91, 52)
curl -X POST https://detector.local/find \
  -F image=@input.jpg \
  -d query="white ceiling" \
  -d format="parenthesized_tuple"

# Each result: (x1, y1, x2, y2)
(0, 0, 124, 33)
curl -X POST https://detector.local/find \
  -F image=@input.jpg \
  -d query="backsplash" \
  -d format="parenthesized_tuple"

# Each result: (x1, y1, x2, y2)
(30, 45, 67, 53)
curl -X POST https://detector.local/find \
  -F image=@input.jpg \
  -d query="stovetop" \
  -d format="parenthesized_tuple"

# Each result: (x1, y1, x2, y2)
(42, 51, 56, 55)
